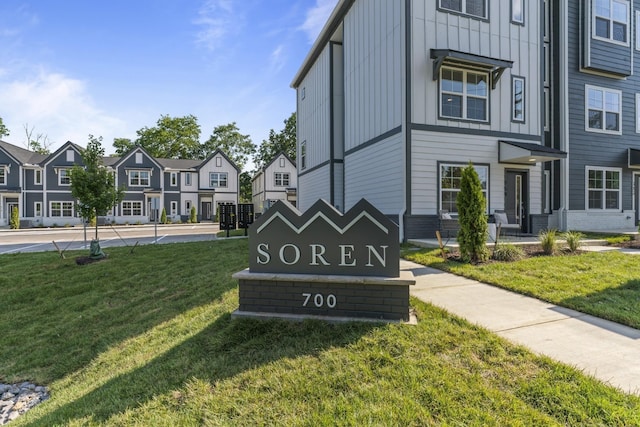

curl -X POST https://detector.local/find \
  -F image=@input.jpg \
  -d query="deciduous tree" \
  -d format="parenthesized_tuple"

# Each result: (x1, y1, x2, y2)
(135, 115, 201, 159)
(0, 117, 9, 138)
(254, 112, 296, 168)
(200, 122, 255, 170)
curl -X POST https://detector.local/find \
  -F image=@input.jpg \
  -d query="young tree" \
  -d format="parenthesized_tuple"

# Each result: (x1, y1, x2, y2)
(10, 206, 19, 229)
(189, 206, 197, 223)
(70, 135, 125, 258)
(456, 163, 488, 263)
(200, 122, 255, 170)
(160, 207, 167, 224)
(254, 112, 296, 168)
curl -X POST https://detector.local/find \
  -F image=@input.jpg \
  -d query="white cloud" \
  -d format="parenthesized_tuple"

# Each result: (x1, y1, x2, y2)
(269, 45, 286, 74)
(0, 71, 127, 151)
(194, 0, 239, 51)
(300, 0, 338, 44)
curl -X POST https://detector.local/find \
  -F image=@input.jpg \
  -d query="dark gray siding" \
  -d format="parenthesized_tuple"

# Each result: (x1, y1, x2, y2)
(565, 0, 640, 211)
(24, 192, 44, 217)
(0, 151, 20, 189)
(582, 2, 632, 77)
(116, 152, 162, 190)
(23, 169, 43, 191)
(45, 148, 83, 191)
(164, 193, 180, 214)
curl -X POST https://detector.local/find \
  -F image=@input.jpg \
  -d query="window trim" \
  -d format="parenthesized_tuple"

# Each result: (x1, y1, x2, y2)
(209, 172, 228, 188)
(170, 172, 178, 187)
(636, 93, 640, 133)
(121, 200, 143, 216)
(185, 172, 192, 186)
(592, 0, 630, 46)
(300, 141, 307, 170)
(438, 162, 490, 215)
(170, 201, 178, 216)
(34, 201, 42, 217)
(585, 85, 622, 135)
(511, 0, 525, 25)
(0, 167, 5, 185)
(58, 168, 71, 186)
(585, 166, 622, 211)
(511, 75, 526, 123)
(35, 169, 42, 185)
(439, 66, 490, 123)
(128, 170, 151, 187)
(50, 201, 74, 217)
(438, 0, 489, 20)
(636, 10, 640, 50)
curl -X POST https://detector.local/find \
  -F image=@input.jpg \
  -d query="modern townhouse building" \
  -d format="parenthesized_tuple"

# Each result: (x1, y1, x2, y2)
(0, 140, 240, 227)
(251, 152, 297, 213)
(292, 0, 567, 241)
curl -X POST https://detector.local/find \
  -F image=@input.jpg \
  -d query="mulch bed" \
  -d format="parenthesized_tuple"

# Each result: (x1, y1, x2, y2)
(444, 244, 582, 264)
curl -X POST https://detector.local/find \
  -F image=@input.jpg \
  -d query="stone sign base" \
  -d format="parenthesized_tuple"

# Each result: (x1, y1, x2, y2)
(232, 270, 415, 322)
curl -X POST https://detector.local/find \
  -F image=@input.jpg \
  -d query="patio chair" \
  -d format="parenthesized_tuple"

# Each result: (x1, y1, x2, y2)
(493, 210, 520, 237)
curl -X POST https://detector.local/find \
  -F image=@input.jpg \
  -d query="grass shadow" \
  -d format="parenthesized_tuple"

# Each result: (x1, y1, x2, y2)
(21, 313, 382, 425)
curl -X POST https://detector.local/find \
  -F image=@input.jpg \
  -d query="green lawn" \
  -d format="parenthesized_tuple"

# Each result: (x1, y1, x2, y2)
(403, 247, 640, 329)
(1, 240, 639, 426)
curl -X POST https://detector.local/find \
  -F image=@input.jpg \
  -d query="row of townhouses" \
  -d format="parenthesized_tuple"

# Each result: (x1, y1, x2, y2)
(293, 0, 640, 240)
(0, 138, 299, 228)
(0, 140, 241, 227)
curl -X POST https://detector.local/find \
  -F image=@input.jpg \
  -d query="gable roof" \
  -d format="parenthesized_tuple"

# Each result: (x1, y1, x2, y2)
(113, 145, 164, 170)
(0, 140, 48, 165)
(42, 141, 85, 166)
(252, 152, 296, 181)
(197, 149, 241, 172)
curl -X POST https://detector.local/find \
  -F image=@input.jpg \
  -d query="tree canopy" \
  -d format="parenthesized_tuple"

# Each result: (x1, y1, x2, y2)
(254, 112, 296, 168)
(0, 116, 9, 138)
(201, 122, 255, 170)
(70, 135, 125, 241)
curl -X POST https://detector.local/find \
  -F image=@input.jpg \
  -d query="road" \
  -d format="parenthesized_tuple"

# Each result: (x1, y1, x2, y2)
(0, 223, 223, 255)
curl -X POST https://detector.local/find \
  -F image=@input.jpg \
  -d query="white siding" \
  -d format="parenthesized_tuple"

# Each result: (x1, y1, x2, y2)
(299, 166, 331, 212)
(344, 134, 404, 214)
(410, 130, 542, 216)
(411, 0, 542, 136)
(298, 46, 332, 170)
(264, 155, 297, 192)
(343, 0, 404, 150)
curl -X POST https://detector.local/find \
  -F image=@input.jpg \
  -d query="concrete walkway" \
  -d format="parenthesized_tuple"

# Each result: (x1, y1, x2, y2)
(402, 259, 640, 395)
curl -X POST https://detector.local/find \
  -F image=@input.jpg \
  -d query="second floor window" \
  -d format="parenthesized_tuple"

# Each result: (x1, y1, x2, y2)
(129, 171, 150, 186)
(59, 169, 71, 185)
(0, 168, 5, 185)
(586, 86, 621, 133)
(300, 141, 307, 170)
(594, 0, 629, 44)
(440, 67, 489, 122)
(440, 0, 487, 19)
(275, 172, 290, 187)
(210, 172, 228, 188)
(185, 172, 192, 186)
(512, 76, 525, 122)
(35, 170, 42, 185)
(170, 172, 177, 186)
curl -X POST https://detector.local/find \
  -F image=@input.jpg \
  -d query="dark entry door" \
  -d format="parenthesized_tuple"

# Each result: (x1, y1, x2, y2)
(636, 175, 640, 225)
(201, 202, 212, 221)
(505, 171, 528, 233)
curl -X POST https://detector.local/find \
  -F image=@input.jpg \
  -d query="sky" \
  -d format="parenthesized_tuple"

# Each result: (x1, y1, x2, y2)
(0, 0, 338, 166)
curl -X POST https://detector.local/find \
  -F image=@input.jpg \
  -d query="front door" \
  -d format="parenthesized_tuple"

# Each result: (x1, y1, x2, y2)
(201, 202, 212, 221)
(505, 171, 528, 233)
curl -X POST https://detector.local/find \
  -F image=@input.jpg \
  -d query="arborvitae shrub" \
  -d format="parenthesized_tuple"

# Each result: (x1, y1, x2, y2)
(456, 163, 488, 263)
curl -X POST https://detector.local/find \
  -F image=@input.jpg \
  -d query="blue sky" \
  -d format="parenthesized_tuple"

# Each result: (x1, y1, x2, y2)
(0, 0, 337, 165)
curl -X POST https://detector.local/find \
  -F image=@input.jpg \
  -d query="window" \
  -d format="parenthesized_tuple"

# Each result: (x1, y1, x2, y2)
(0, 168, 5, 185)
(129, 170, 150, 186)
(186, 201, 192, 212)
(512, 0, 524, 24)
(440, 67, 489, 122)
(34, 202, 42, 217)
(544, 88, 551, 131)
(279, 157, 285, 167)
(636, 93, 640, 133)
(439, 0, 487, 19)
(586, 167, 621, 210)
(51, 201, 74, 217)
(215, 157, 222, 167)
(122, 201, 143, 216)
(59, 169, 71, 185)
(275, 172, 290, 187)
(185, 172, 192, 186)
(135, 153, 143, 164)
(586, 85, 621, 133)
(209, 172, 228, 188)
(301, 141, 307, 170)
(512, 76, 525, 122)
(171, 201, 178, 216)
(35, 169, 42, 185)
(66, 149, 74, 162)
(170, 172, 177, 186)
(440, 164, 489, 214)
(636, 11, 640, 49)
(593, 0, 629, 44)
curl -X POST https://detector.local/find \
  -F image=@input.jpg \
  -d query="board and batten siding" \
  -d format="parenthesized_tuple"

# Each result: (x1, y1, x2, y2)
(411, 1, 542, 135)
(344, 133, 404, 214)
(297, 45, 332, 171)
(410, 130, 542, 216)
(343, 0, 404, 151)
(298, 166, 331, 212)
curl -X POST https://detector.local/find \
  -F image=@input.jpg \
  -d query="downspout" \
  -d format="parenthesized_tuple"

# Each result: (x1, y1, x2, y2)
(559, 0, 570, 231)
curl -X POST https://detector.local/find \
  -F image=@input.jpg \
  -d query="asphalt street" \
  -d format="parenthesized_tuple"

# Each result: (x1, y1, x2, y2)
(0, 223, 221, 255)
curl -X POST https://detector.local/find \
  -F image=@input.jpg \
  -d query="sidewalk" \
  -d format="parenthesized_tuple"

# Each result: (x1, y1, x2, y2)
(402, 259, 640, 395)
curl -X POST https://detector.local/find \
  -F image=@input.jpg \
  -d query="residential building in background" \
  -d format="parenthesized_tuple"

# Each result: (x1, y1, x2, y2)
(0, 140, 240, 227)
(252, 152, 297, 213)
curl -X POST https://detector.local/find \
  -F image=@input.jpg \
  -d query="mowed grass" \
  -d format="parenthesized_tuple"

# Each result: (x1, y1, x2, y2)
(403, 247, 640, 329)
(0, 240, 638, 426)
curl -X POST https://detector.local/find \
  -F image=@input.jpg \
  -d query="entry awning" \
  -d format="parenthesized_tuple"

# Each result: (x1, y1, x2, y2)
(628, 148, 640, 168)
(431, 49, 513, 89)
(499, 140, 567, 164)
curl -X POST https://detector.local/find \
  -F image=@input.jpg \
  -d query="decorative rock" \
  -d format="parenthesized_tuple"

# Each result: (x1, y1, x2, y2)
(0, 382, 49, 426)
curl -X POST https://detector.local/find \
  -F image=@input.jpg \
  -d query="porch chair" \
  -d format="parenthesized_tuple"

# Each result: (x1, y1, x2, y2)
(493, 210, 520, 237)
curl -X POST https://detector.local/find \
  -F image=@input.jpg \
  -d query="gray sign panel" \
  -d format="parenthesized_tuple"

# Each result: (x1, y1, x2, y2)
(249, 199, 399, 277)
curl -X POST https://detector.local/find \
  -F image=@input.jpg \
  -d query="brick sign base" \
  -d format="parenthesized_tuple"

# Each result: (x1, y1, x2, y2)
(232, 270, 415, 322)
